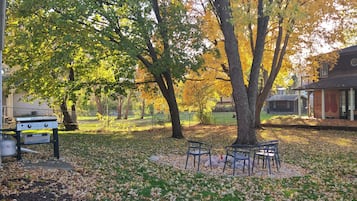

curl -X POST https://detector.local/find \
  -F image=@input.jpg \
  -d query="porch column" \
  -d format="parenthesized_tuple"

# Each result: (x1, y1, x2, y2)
(321, 89, 325, 119)
(307, 91, 312, 117)
(350, 88, 355, 121)
(298, 90, 301, 117)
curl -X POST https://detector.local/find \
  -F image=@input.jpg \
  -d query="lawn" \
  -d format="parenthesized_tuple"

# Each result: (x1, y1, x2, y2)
(0, 125, 356, 200)
(75, 111, 277, 131)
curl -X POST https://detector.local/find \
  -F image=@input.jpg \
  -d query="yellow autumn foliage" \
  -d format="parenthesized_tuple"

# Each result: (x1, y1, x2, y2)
(201, 0, 354, 95)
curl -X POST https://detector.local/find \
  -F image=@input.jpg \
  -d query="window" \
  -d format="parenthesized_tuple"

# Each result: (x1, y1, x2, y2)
(320, 63, 329, 78)
(351, 58, 357, 67)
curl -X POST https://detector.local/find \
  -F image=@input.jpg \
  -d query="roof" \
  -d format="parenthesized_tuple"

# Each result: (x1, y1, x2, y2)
(340, 45, 357, 55)
(296, 74, 357, 90)
(266, 94, 306, 102)
(295, 45, 357, 91)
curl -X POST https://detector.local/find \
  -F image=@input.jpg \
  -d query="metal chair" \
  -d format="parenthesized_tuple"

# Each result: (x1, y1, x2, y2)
(252, 140, 280, 174)
(223, 144, 251, 176)
(185, 140, 212, 171)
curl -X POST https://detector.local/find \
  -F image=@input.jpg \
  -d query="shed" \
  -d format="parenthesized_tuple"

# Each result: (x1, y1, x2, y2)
(266, 94, 307, 114)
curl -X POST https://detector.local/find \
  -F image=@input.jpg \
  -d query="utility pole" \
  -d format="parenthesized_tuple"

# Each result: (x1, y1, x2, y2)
(0, 0, 6, 167)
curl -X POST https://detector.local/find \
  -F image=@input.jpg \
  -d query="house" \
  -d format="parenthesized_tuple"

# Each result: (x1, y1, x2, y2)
(297, 45, 357, 120)
(3, 92, 54, 121)
(214, 96, 234, 112)
(2, 65, 54, 123)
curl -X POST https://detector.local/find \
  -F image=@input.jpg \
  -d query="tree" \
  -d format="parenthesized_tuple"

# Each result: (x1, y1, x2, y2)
(55, 0, 203, 138)
(209, 0, 355, 145)
(4, 2, 86, 130)
(209, 0, 267, 145)
(4, 1, 136, 130)
(116, 95, 124, 120)
(136, 67, 164, 112)
(199, 9, 233, 98)
(133, 1, 204, 138)
(180, 70, 220, 124)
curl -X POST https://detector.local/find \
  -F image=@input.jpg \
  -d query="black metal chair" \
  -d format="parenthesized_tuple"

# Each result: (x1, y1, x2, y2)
(223, 144, 251, 176)
(185, 140, 212, 171)
(252, 140, 280, 174)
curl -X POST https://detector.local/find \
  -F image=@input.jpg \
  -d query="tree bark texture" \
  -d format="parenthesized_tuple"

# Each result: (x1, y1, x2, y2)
(95, 95, 104, 115)
(255, 14, 291, 127)
(60, 67, 78, 130)
(117, 96, 123, 119)
(154, 72, 184, 139)
(140, 99, 145, 119)
(212, 0, 271, 144)
(124, 91, 132, 120)
(60, 100, 78, 130)
(71, 104, 77, 123)
(137, 51, 184, 138)
(212, 0, 255, 145)
(135, 0, 184, 139)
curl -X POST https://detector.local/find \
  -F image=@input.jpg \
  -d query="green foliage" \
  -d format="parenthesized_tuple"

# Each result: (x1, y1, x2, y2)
(194, 111, 213, 125)
(4, 0, 205, 138)
(4, 0, 136, 107)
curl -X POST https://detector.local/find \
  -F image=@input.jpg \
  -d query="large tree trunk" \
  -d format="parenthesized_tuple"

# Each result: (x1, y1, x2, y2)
(213, 0, 255, 145)
(61, 67, 78, 130)
(212, 0, 270, 145)
(71, 104, 77, 123)
(155, 72, 184, 139)
(95, 95, 104, 115)
(117, 96, 123, 119)
(124, 91, 132, 119)
(136, 60, 184, 139)
(140, 99, 145, 119)
(60, 100, 78, 130)
(255, 97, 264, 128)
(255, 13, 291, 128)
(135, 0, 184, 139)
(255, 69, 269, 127)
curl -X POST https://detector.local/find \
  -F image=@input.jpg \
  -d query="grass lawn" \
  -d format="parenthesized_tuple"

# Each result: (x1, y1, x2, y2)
(1, 125, 356, 200)
(75, 111, 277, 131)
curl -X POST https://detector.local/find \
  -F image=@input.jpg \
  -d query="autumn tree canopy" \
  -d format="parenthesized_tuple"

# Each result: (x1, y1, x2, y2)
(180, 69, 220, 124)
(209, 0, 356, 144)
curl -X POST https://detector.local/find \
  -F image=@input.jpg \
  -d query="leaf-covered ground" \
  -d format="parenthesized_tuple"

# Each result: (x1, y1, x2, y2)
(262, 116, 357, 128)
(1, 125, 356, 200)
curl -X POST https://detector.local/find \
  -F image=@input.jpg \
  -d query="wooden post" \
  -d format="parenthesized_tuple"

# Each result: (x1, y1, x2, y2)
(350, 88, 355, 121)
(307, 91, 311, 117)
(321, 89, 325, 119)
(298, 90, 301, 117)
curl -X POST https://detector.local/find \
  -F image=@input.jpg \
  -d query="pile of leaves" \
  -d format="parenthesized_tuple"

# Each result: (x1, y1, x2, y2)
(1, 125, 356, 200)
